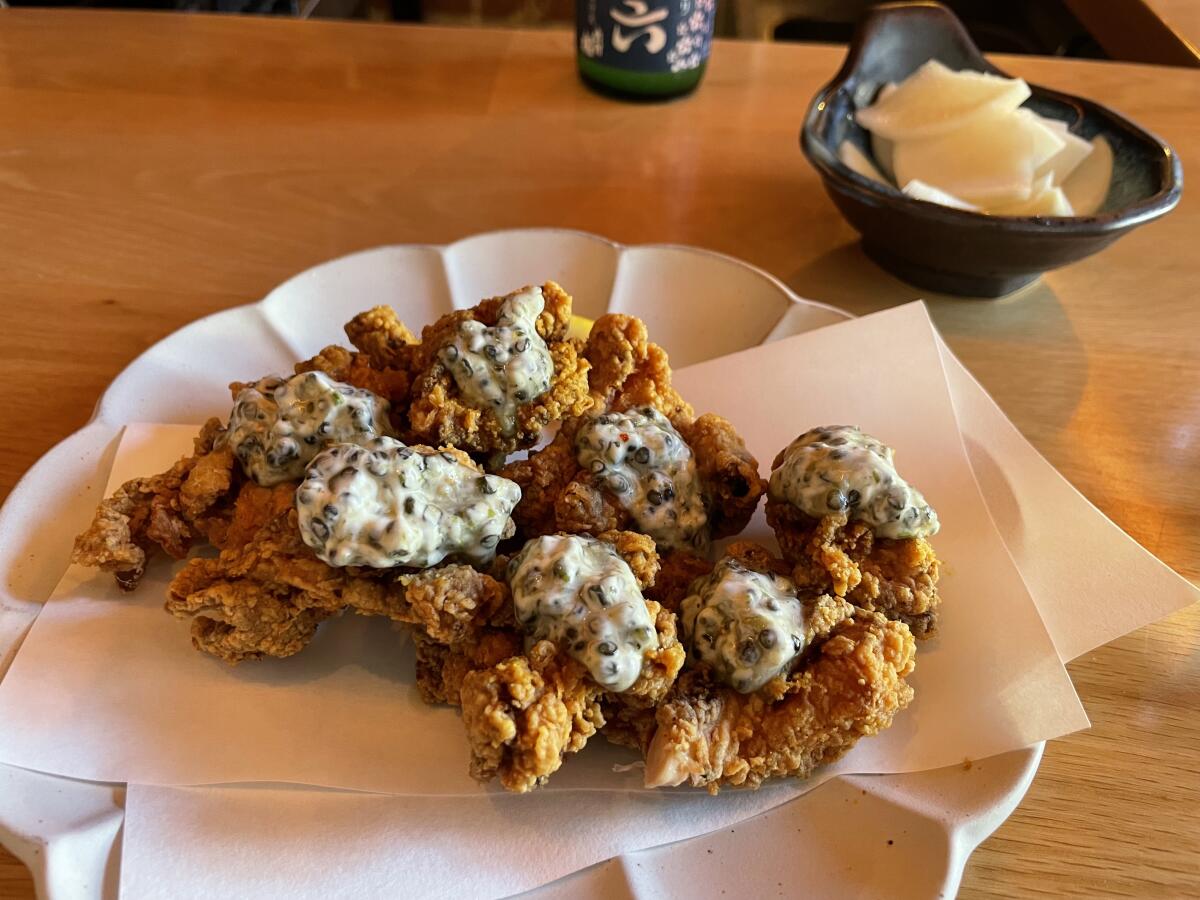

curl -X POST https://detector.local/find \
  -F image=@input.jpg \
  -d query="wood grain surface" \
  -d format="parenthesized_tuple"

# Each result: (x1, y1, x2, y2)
(0, 10, 1196, 898)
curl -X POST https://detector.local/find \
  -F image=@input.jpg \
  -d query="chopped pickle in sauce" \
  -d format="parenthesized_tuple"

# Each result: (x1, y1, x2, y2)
(225, 371, 393, 487)
(769, 426, 939, 540)
(575, 407, 709, 553)
(296, 437, 521, 569)
(440, 286, 553, 436)
(508, 534, 659, 692)
(680, 558, 807, 693)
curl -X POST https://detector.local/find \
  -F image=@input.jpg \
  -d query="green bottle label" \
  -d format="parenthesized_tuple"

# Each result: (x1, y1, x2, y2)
(577, 0, 716, 75)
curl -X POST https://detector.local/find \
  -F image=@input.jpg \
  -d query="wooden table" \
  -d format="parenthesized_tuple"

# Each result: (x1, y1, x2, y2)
(1143, 0, 1200, 52)
(0, 10, 1196, 897)
(1062, 0, 1200, 67)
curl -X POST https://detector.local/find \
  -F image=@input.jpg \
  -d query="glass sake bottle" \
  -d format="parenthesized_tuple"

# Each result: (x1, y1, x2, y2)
(576, 0, 718, 100)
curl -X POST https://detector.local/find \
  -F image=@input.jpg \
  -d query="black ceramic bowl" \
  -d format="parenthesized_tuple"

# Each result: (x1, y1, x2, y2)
(801, 1, 1184, 297)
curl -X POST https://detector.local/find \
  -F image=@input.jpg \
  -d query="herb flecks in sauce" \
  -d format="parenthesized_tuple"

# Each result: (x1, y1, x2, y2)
(225, 371, 393, 487)
(769, 426, 939, 540)
(681, 558, 807, 693)
(575, 407, 709, 553)
(440, 287, 553, 436)
(508, 534, 659, 693)
(296, 437, 521, 569)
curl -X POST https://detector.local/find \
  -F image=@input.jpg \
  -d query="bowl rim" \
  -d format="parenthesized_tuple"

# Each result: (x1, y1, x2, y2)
(800, 0, 1184, 235)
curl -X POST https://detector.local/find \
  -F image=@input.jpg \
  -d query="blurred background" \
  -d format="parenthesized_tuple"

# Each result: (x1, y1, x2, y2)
(4, 0, 1198, 67)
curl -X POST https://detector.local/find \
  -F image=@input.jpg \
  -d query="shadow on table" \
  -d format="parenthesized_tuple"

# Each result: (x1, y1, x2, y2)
(783, 241, 1089, 434)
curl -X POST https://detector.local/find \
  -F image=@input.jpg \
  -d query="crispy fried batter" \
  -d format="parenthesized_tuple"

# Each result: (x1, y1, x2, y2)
(597, 528, 659, 591)
(643, 613, 915, 791)
(416, 529, 663, 704)
(413, 629, 523, 705)
(643, 548, 712, 612)
(165, 504, 510, 663)
(498, 316, 765, 558)
(344, 305, 419, 370)
(71, 292, 930, 795)
(679, 414, 763, 539)
(448, 598, 682, 792)
(71, 419, 238, 590)
(405, 282, 593, 457)
(292, 344, 412, 413)
(500, 429, 614, 537)
(428, 529, 683, 791)
(460, 641, 606, 793)
(584, 314, 693, 421)
(609, 542, 855, 759)
(767, 501, 942, 639)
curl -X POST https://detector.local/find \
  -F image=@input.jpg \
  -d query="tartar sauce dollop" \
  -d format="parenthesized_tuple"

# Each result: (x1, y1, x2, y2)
(440, 286, 553, 435)
(508, 534, 659, 692)
(768, 426, 939, 540)
(225, 371, 393, 486)
(680, 558, 808, 693)
(575, 407, 709, 553)
(296, 437, 521, 569)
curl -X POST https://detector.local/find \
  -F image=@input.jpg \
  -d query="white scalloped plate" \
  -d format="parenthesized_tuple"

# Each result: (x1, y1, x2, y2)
(0, 229, 1040, 900)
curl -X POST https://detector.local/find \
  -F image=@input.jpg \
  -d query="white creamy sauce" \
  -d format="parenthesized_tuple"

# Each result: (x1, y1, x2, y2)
(225, 371, 393, 487)
(508, 534, 659, 693)
(440, 287, 553, 436)
(296, 437, 521, 569)
(768, 425, 939, 540)
(680, 558, 807, 693)
(575, 407, 709, 553)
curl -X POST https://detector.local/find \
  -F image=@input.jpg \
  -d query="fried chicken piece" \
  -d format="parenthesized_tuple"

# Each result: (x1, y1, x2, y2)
(499, 314, 765, 556)
(679, 414, 763, 540)
(165, 502, 510, 663)
(416, 529, 663, 707)
(413, 629, 522, 705)
(455, 599, 683, 793)
(292, 344, 411, 414)
(460, 641, 606, 793)
(405, 282, 594, 458)
(344, 305, 419, 370)
(643, 548, 712, 612)
(171, 572, 336, 662)
(584, 313, 693, 422)
(446, 530, 684, 792)
(72, 418, 238, 590)
(643, 613, 916, 792)
(498, 427, 602, 538)
(767, 502, 942, 639)
(606, 541, 851, 758)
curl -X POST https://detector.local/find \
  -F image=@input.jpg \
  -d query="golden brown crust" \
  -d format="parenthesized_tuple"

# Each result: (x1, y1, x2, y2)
(606, 543, 855, 762)
(460, 640, 605, 793)
(597, 528, 660, 591)
(643, 613, 916, 791)
(71, 418, 238, 590)
(164, 501, 510, 663)
(404, 282, 593, 457)
(766, 500, 942, 639)
(499, 319, 764, 559)
(407, 338, 592, 458)
(291, 345, 413, 416)
(426, 529, 682, 791)
(70, 291, 930, 795)
(344, 305, 419, 370)
(644, 549, 712, 613)
(413, 629, 523, 706)
(679, 414, 766, 539)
